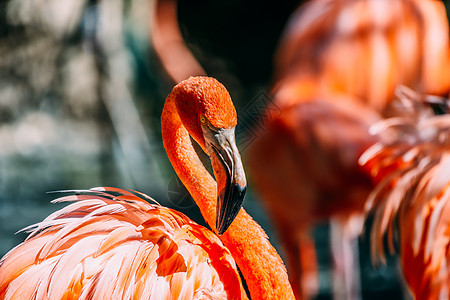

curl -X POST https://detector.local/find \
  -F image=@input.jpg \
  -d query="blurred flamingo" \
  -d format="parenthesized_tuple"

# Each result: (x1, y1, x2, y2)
(151, 0, 206, 84)
(0, 77, 295, 300)
(248, 95, 380, 300)
(274, 0, 450, 111)
(360, 87, 450, 300)
(248, 0, 450, 299)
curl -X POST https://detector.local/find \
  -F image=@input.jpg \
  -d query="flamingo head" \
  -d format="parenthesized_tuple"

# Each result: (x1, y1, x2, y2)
(173, 76, 247, 235)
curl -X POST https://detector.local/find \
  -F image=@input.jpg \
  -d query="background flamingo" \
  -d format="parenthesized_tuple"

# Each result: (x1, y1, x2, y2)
(248, 0, 450, 299)
(248, 93, 380, 300)
(274, 0, 450, 111)
(360, 87, 450, 300)
(0, 77, 295, 299)
(150, 0, 206, 84)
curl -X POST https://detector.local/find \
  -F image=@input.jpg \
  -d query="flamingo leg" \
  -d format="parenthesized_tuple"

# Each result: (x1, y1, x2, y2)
(298, 232, 319, 300)
(277, 218, 318, 300)
(330, 218, 362, 300)
(284, 235, 303, 299)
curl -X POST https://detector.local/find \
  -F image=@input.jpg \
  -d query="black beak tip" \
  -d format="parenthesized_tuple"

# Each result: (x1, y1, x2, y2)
(216, 183, 247, 235)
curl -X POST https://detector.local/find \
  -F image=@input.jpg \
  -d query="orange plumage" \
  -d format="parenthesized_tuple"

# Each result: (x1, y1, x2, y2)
(274, 0, 450, 113)
(248, 0, 450, 298)
(360, 88, 450, 300)
(0, 77, 295, 300)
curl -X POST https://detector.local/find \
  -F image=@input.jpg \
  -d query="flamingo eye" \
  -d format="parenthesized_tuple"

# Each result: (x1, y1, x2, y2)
(199, 115, 207, 125)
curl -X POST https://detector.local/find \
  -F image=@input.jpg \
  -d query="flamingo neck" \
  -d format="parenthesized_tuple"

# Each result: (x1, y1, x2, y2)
(161, 96, 295, 300)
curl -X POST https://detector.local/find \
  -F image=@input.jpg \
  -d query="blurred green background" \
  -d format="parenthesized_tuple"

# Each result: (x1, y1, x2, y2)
(1, 0, 448, 299)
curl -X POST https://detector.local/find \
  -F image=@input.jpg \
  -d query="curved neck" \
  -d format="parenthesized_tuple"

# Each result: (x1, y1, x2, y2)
(162, 96, 295, 299)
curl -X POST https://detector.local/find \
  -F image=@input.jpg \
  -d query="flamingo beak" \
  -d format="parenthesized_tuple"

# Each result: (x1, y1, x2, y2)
(204, 127, 247, 235)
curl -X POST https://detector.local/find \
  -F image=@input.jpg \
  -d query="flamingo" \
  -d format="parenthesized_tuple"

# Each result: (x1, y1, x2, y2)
(274, 0, 450, 112)
(248, 96, 380, 299)
(0, 77, 295, 299)
(248, 0, 450, 299)
(360, 87, 450, 300)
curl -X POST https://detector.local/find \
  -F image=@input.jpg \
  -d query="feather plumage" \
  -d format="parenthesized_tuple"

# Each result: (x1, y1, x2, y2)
(361, 87, 450, 299)
(0, 187, 246, 300)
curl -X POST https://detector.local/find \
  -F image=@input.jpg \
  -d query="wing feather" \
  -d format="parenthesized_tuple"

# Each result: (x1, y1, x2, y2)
(0, 188, 247, 299)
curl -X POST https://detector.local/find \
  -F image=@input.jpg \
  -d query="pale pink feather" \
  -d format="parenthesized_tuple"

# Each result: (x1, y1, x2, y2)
(0, 187, 247, 299)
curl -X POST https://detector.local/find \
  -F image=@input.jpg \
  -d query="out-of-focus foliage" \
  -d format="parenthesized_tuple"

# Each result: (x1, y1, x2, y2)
(0, 0, 170, 255)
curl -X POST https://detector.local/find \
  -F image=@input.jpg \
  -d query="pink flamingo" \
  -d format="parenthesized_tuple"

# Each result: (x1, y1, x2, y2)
(0, 77, 295, 299)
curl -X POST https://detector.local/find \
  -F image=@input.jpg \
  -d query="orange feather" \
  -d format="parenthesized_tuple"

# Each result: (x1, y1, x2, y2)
(361, 88, 450, 299)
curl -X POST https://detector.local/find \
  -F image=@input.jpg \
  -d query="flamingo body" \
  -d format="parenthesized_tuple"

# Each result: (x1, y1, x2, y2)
(0, 187, 246, 300)
(248, 97, 380, 299)
(249, 99, 379, 227)
(0, 77, 295, 300)
(361, 89, 450, 299)
(274, 0, 450, 113)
